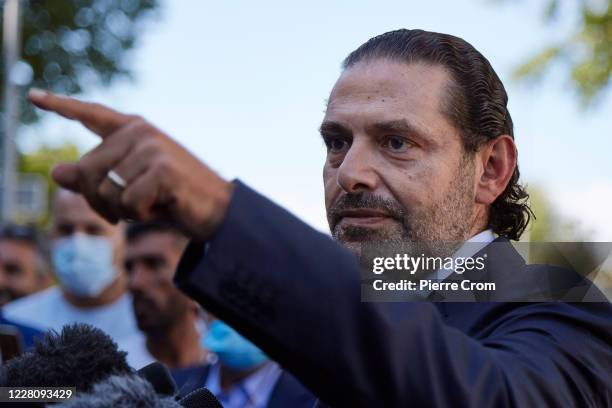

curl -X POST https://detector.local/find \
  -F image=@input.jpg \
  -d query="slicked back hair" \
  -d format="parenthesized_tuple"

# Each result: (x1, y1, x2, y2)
(343, 29, 533, 240)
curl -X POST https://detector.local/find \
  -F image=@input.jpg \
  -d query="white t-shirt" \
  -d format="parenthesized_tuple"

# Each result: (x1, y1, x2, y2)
(3, 286, 154, 369)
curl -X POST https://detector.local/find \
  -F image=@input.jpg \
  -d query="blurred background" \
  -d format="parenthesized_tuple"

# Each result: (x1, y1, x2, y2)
(0, 0, 611, 289)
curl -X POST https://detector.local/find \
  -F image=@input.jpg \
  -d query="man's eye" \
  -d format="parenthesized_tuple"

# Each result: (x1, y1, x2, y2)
(144, 257, 164, 271)
(5, 263, 22, 276)
(56, 224, 74, 237)
(325, 136, 350, 153)
(383, 136, 411, 153)
(124, 260, 134, 274)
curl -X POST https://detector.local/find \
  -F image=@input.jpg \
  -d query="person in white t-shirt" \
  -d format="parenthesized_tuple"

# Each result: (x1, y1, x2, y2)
(4, 189, 152, 368)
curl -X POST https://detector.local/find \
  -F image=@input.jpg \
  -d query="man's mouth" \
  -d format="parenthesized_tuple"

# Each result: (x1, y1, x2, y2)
(133, 297, 155, 317)
(337, 209, 393, 227)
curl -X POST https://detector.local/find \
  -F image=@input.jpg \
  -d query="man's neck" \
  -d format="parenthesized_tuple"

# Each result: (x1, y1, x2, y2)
(62, 274, 126, 308)
(146, 316, 205, 369)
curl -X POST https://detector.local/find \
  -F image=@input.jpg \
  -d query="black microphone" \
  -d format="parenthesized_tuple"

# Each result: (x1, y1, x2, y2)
(55, 373, 182, 408)
(137, 363, 224, 407)
(178, 387, 224, 408)
(1, 323, 132, 391)
(137, 362, 179, 397)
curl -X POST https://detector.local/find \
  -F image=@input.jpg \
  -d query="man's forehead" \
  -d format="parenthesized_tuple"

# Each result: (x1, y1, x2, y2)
(0, 239, 35, 254)
(53, 190, 114, 226)
(127, 232, 182, 254)
(326, 60, 451, 117)
(130, 231, 175, 245)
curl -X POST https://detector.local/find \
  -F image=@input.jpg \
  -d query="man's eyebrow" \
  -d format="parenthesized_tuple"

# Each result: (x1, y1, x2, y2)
(319, 121, 351, 136)
(369, 119, 428, 139)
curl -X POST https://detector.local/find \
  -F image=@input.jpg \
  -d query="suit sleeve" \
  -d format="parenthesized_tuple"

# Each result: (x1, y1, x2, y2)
(175, 180, 612, 407)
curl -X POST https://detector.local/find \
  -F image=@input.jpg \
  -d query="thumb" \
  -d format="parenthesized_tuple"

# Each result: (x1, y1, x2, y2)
(52, 163, 81, 192)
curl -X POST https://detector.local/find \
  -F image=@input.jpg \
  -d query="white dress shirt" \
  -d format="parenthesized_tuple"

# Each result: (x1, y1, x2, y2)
(203, 361, 282, 408)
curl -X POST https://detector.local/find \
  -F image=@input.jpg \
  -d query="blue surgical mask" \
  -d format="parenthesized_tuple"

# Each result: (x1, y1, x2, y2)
(52, 234, 117, 297)
(203, 320, 269, 370)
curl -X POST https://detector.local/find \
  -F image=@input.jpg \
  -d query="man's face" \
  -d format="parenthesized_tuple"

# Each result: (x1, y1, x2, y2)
(0, 240, 45, 306)
(322, 60, 477, 255)
(51, 190, 124, 263)
(125, 232, 191, 334)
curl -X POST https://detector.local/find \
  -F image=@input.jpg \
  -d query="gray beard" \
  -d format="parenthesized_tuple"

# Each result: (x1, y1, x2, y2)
(330, 155, 476, 259)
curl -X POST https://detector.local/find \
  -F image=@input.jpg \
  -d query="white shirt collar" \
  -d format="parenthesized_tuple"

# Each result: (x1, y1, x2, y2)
(413, 229, 495, 299)
(204, 361, 282, 408)
(452, 229, 495, 260)
(466, 229, 495, 244)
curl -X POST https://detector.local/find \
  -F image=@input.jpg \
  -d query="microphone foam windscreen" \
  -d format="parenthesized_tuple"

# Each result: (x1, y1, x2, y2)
(179, 387, 224, 408)
(3, 323, 131, 391)
(56, 374, 181, 408)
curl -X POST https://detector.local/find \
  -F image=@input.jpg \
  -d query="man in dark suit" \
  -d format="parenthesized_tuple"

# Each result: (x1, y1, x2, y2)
(27, 29, 611, 407)
(180, 317, 315, 407)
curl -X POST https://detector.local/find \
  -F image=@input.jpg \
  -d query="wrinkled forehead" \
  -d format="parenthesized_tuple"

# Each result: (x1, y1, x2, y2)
(326, 60, 452, 126)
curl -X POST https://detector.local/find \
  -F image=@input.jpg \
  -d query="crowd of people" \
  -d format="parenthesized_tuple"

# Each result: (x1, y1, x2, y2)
(0, 189, 316, 407)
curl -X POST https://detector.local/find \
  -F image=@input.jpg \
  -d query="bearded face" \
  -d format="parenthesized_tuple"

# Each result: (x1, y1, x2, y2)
(322, 61, 478, 257)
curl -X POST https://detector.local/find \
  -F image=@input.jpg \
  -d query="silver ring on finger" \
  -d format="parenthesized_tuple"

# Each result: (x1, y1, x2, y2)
(106, 169, 127, 190)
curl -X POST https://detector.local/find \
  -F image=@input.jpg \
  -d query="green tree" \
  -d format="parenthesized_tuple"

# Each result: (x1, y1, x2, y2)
(0, 0, 160, 125)
(525, 186, 611, 299)
(511, 0, 612, 105)
(526, 186, 588, 242)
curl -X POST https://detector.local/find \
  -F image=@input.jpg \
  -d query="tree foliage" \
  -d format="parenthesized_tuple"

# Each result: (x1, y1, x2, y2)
(18, 142, 81, 224)
(0, 0, 159, 125)
(512, 0, 612, 105)
(526, 186, 587, 242)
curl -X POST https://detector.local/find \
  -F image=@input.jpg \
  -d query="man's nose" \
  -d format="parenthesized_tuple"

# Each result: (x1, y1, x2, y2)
(127, 264, 148, 291)
(336, 139, 379, 194)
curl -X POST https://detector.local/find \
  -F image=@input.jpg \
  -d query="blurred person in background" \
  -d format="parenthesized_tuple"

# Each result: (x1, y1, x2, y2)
(3, 189, 149, 368)
(124, 222, 208, 392)
(0, 223, 52, 306)
(201, 318, 316, 408)
(0, 223, 49, 349)
(125, 221, 316, 405)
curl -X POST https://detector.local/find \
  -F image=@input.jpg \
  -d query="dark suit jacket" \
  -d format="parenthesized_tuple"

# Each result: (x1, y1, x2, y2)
(173, 363, 316, 408)
(175, 181, 612, 407)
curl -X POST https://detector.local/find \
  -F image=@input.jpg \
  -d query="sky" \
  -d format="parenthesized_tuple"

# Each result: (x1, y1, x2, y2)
(19, 0, 612, 240)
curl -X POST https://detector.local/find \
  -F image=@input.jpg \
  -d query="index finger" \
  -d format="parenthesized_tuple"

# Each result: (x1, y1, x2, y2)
(28, 88, 132, 138)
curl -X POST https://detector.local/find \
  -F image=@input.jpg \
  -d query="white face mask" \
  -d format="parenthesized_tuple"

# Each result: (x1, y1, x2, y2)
(52, 234, 117, 297)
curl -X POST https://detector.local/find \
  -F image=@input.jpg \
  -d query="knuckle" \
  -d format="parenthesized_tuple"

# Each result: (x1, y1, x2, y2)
(123, 115, 151, 141)
(154, 156, 173, 176)
(119, 193, 138, 219)
(128, 114, 145, 125)
(119, 194, 134, 215)
(79, 151, 93, 167)
(97, 180, 113, 201)
(131, 115, 153, 133)
(121, 192, 148, 221)
(136, 138, 161, 156)
(137, 205, 153, 221)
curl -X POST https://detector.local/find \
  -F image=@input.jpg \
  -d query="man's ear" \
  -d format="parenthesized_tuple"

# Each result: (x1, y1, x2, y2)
(475, 135, 516, 205)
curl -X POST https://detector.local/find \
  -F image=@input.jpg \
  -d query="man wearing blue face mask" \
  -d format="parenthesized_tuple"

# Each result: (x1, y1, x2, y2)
(3, 189, 151, 368)
(201, 318, 316, 408)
